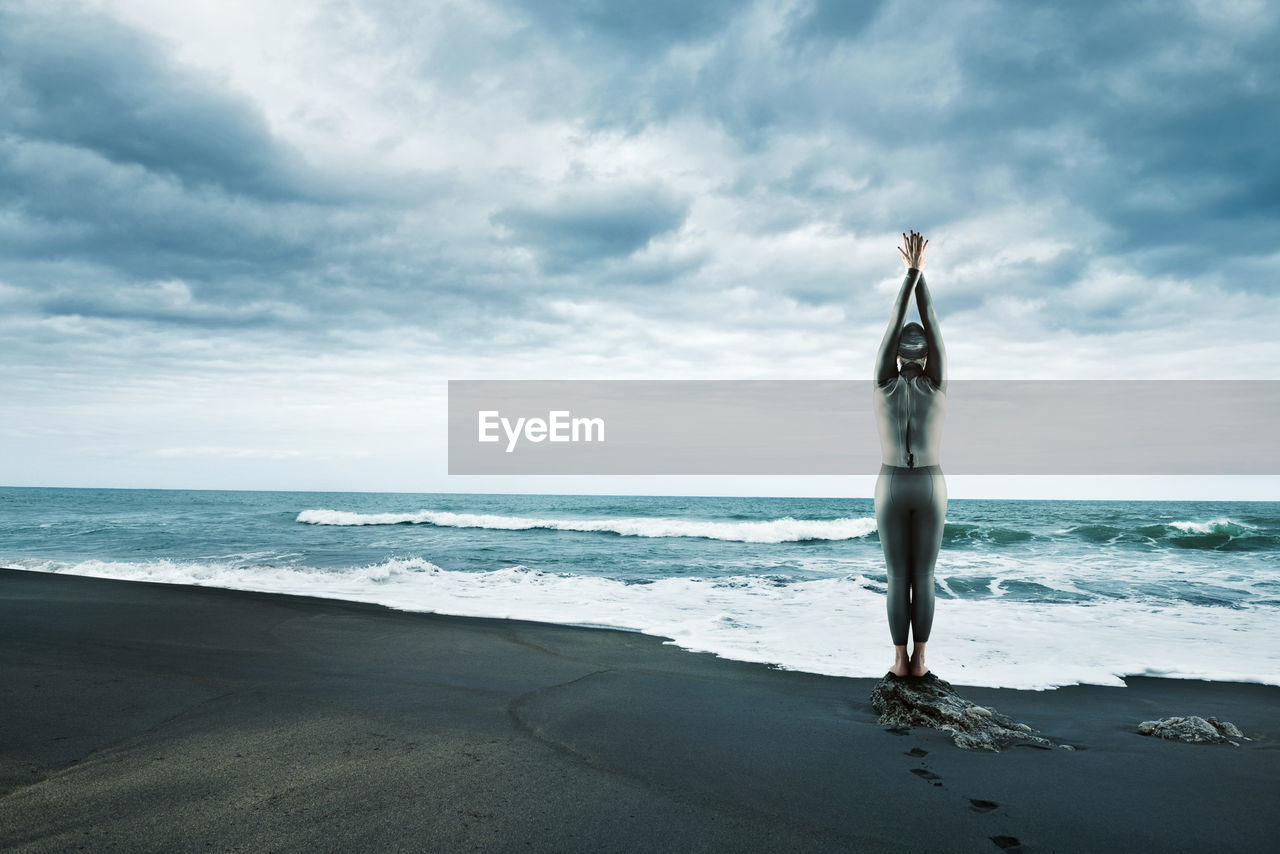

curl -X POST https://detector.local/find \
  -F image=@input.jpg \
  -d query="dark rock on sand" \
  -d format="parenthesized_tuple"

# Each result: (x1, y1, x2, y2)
(1137, 715, 1248, 745)
(870, 672, 1056, 752)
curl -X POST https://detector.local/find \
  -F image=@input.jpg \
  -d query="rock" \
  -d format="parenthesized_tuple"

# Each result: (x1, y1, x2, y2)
(869, 672, 1056, 753)
(1136, 715, 1247, 744)
(1207, 717, 1244, 739)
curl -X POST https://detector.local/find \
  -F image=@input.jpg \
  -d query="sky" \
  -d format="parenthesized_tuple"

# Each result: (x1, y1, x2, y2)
(2, 0, 1278, 499)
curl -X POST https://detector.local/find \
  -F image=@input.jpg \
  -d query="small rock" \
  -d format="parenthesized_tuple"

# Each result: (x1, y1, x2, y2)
(1136, 715, 1246, 744)
(1207, 717, 1244, 739)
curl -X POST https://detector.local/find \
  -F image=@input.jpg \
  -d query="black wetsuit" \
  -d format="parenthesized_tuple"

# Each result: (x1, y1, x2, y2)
(873, 372, 948, 646)
(874, 462, 947, 645)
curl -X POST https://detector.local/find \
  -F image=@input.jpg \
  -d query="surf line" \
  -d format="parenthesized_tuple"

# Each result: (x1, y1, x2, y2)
(478, 410, 606, 453)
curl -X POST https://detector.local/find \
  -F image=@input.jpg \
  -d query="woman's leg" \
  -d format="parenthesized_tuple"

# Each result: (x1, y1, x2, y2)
(875, 471, 913, 673)
(907, 472, 947, 675)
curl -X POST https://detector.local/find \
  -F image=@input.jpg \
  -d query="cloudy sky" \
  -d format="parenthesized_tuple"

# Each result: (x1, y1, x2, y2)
(2, 0, 1277, 498)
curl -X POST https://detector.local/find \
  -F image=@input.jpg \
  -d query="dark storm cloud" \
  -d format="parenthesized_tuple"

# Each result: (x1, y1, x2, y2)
(0, 9, 320, 201)
(0, 5, 373, 300)
(0, 139, 327, 279)
(491, 185, 689, 273)
(785, 0, 887, 43)
(502, 0, 742, 56)
(0, 3, 459, 339)
(939, 2, 1280, 275)
(37, 294, 282, 329)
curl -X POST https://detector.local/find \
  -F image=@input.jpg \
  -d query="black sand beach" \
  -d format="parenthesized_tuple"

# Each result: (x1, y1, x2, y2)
(2, 568, 1277, 852)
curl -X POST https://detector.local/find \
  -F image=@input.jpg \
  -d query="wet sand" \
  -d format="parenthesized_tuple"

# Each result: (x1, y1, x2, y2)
(2, 567, 1277, 852)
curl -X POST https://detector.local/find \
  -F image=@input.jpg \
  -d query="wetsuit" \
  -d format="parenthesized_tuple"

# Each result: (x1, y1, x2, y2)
(872, 270, 948, 646)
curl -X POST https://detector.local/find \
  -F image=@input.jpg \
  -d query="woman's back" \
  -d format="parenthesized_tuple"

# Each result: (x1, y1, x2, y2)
(873, 374, 946, 468)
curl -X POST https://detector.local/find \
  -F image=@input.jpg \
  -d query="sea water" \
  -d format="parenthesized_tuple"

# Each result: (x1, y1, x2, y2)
(2, 487, 1277, 690)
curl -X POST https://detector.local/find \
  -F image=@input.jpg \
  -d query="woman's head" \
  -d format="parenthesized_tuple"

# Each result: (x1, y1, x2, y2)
(897, 322, 928, 362)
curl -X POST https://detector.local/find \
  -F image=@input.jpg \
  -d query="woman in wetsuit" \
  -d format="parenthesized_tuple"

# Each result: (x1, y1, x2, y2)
(873, 230, 947, 678)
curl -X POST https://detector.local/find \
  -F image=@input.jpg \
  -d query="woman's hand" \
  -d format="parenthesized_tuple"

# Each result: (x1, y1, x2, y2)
(897, 230, 928, 269)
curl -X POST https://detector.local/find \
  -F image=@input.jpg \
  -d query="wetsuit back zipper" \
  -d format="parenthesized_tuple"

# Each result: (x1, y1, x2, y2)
(905, 379, 914, 468)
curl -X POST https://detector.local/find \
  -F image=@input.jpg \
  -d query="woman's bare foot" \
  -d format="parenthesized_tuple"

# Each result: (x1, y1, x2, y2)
(909, 642, 929, 677)
(889, 645, 910, 676)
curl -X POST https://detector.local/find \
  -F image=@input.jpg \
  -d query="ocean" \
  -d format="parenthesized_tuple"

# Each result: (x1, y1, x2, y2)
(3, 487, 1277, 690)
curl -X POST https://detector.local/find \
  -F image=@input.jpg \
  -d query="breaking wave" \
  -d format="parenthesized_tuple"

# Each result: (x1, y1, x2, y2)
(296, 509, 879, 544)
(1064, 518, 1269, 550)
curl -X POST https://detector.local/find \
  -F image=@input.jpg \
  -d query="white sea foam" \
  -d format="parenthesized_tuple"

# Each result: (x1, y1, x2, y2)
(295, 509, 879, 544)
(1167, 518, 1258, 535)
(15, 557, 1279, 691)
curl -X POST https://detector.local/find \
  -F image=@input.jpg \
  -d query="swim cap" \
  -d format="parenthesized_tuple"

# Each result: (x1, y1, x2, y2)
(897, 322, 928, 360)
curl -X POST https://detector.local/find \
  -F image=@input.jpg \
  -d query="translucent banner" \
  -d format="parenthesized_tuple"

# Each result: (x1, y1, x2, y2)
(447, 380, 1280, 475)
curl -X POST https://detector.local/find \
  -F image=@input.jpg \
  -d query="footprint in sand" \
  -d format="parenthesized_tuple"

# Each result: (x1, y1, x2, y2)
(909, 767, 942, 786)
(905, 747, 928, 757)
(989, 835, 1021, 851)
(968, 798, 998, 813)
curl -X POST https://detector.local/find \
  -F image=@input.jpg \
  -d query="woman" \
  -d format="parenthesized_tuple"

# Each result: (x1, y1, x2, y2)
(873, 230, 947, 678)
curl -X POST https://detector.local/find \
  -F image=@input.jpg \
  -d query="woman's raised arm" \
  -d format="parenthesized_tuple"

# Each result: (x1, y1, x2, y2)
(875, 231, 926, 385)
(915, 273, 946, 390)
(875, 267, 920, 385)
